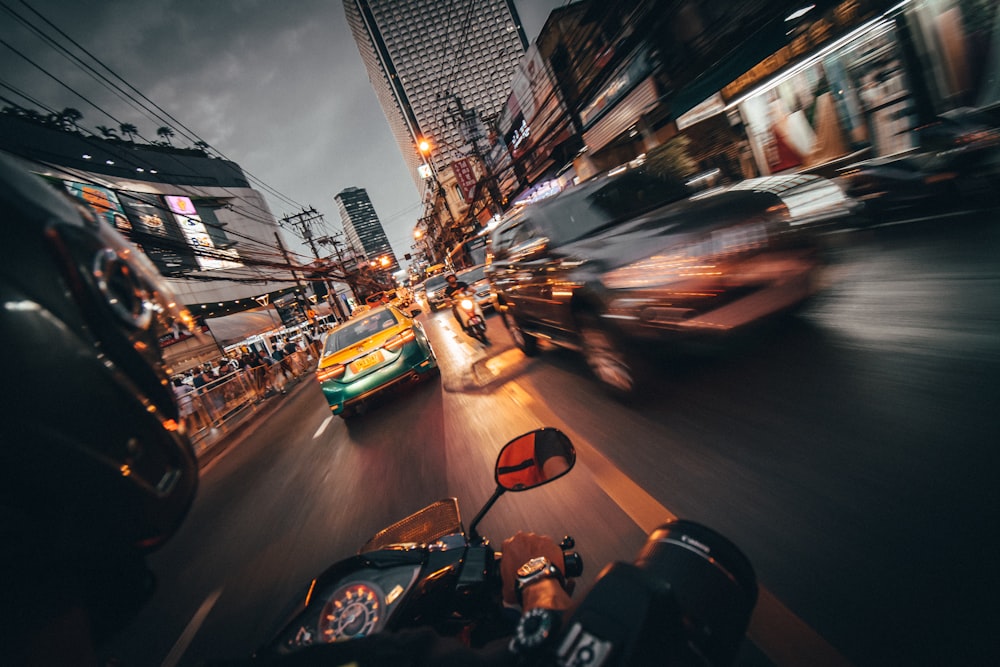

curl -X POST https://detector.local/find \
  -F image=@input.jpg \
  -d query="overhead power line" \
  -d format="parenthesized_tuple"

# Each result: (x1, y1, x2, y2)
(2, 0, 309, 213)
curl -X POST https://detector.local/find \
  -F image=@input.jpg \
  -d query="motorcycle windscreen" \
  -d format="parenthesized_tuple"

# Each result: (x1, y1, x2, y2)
(360, 498, 463, 553)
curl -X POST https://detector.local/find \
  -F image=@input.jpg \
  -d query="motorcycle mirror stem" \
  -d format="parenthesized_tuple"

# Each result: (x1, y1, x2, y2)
(467, 486, 506, 543)
(468, 428, 577, 543)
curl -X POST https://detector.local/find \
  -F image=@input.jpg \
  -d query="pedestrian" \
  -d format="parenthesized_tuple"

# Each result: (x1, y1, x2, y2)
(269, 344, 288, 393)
(302, 329, 318, 359)
(171, 376, 195, 432)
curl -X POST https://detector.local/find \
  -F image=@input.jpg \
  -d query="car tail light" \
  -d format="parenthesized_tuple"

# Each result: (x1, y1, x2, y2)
(316, 363, 345, 382)
(383, 328, 416, 351)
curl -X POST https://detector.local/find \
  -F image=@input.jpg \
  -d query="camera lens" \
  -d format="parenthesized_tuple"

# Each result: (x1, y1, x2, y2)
(635, 520, 757, 666)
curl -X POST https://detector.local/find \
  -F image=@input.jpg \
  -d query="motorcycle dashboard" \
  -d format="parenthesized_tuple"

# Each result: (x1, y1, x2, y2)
(272, 563, 421, 654)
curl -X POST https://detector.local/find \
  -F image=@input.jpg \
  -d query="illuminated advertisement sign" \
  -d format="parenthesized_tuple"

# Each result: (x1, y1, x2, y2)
(63, 181, 131, 233)
(118, 192, 199, 275)
(165, 195, 241, 270)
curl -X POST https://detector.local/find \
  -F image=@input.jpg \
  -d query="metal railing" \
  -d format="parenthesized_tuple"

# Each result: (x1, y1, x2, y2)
(177, 347, 318, 457)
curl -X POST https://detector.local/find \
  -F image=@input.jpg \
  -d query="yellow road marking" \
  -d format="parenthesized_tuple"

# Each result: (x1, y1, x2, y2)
(512, 381, 854, 667)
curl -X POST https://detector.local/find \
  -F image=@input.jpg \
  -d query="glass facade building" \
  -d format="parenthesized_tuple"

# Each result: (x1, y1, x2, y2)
(343, 0, 529, 192)
(335, 186, 398, 271)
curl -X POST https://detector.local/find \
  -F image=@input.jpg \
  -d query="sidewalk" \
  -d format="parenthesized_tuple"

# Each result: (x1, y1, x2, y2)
(186, 350, 319, 469)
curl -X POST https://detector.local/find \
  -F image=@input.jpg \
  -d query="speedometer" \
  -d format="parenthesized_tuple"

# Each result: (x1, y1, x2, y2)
(318, 581, 384, 642)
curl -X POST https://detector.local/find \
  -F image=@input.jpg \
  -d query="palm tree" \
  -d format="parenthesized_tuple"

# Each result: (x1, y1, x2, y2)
(119, 123, 138, 142)
(156, 126, 175, 145)
(57, 107, 83, 132)
(96, 125, 120, 140)
(193, 140, 211, 155)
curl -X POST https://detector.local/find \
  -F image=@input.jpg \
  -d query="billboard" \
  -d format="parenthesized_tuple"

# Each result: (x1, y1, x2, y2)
(63, 182, 241, 275)
(165, 195, 242, 270)
(118, 192, 199, 274)
(63, 181, 130, 233)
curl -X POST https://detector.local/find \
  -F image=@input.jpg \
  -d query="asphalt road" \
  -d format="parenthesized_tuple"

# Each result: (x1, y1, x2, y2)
(104, 210, 1000, 667)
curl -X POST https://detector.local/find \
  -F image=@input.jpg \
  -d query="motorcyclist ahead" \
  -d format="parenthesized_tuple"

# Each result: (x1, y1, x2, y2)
(444, 272, 471, 329)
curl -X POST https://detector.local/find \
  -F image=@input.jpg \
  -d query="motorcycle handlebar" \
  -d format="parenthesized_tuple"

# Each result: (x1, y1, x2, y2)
(563, 551, 583, 578)
(492, 550, 583, 579)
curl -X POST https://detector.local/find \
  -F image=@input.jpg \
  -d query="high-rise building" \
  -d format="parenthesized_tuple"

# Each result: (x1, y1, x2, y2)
(344, 0, 528, 192)
(335, 186, 398, 271)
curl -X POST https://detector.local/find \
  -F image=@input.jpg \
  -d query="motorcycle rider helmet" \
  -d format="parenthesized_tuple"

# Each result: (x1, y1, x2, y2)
(0, 151, 200, 649)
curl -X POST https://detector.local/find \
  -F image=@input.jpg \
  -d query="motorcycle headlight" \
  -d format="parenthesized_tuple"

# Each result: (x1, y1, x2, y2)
(460, 298, 474, 311)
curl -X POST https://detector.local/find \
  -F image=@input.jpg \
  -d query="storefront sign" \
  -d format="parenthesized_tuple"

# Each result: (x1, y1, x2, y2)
(451, 158, 477, 203)
(580, 49, 653, 129)
(721, 0, 867, 101)
(510, 119, 530, 150)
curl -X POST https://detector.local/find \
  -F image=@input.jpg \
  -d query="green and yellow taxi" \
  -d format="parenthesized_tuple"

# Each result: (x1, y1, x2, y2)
(316, 305, 438, 418)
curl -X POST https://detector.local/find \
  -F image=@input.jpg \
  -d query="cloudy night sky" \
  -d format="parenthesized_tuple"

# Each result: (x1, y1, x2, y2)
(0, 0, 567, 267)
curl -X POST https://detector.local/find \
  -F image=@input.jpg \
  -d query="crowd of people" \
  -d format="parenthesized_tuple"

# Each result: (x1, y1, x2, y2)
(169, 329, 325, 437)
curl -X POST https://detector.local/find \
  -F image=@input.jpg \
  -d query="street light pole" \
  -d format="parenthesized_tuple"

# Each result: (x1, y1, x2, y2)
(417, 138, 457, 265)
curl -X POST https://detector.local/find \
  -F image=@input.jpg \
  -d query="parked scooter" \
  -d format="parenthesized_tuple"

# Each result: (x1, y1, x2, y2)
(257, 428, 758, 665)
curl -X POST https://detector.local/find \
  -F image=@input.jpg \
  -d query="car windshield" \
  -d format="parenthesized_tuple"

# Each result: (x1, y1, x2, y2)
(458, 265, 487, 283)
(537, 170, 692, 244)
(324, 309, 399, 353)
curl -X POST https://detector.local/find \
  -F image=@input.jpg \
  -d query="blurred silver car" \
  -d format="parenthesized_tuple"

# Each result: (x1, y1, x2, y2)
(487, 167, 856, 397)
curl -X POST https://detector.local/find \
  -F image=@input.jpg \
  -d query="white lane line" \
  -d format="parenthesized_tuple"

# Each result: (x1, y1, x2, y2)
(161, 587, 223, 667)
(313, 415, 333, 438)
(514, 386, 853, 667)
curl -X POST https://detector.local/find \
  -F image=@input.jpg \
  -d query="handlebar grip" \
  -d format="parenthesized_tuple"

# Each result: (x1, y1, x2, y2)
(563, 551, 583, 578)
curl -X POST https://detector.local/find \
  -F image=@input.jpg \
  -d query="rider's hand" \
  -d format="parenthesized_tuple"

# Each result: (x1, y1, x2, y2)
(501, 531, 572, 611)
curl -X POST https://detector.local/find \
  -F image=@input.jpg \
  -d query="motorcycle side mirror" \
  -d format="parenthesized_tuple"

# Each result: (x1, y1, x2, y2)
(495, 428, 575, 491)
(467, 428, 576, 543)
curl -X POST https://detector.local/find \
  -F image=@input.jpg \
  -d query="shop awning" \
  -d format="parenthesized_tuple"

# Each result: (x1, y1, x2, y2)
(206, 309, 283, 347)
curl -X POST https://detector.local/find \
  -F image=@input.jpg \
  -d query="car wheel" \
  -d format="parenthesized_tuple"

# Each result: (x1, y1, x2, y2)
(503, 309, 538, 356)
(579, 315, 642, 398)
(340, 405, 358, 420)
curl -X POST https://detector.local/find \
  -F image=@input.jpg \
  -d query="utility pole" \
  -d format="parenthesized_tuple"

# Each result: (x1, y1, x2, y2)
(281, 208, 347, 322)
(319, 232, 363, 304)
(275, 231, 305, 290)
(274, 231, 308, 324)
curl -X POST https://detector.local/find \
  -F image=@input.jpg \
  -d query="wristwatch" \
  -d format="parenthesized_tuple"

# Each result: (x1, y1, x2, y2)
(515, 556, 565, 604)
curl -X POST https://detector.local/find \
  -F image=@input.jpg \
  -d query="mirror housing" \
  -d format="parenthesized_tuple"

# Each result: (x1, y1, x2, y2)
(496, 428, 575, 491)
(468, 428, 576, 543)
(409, 308, 423, 317)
